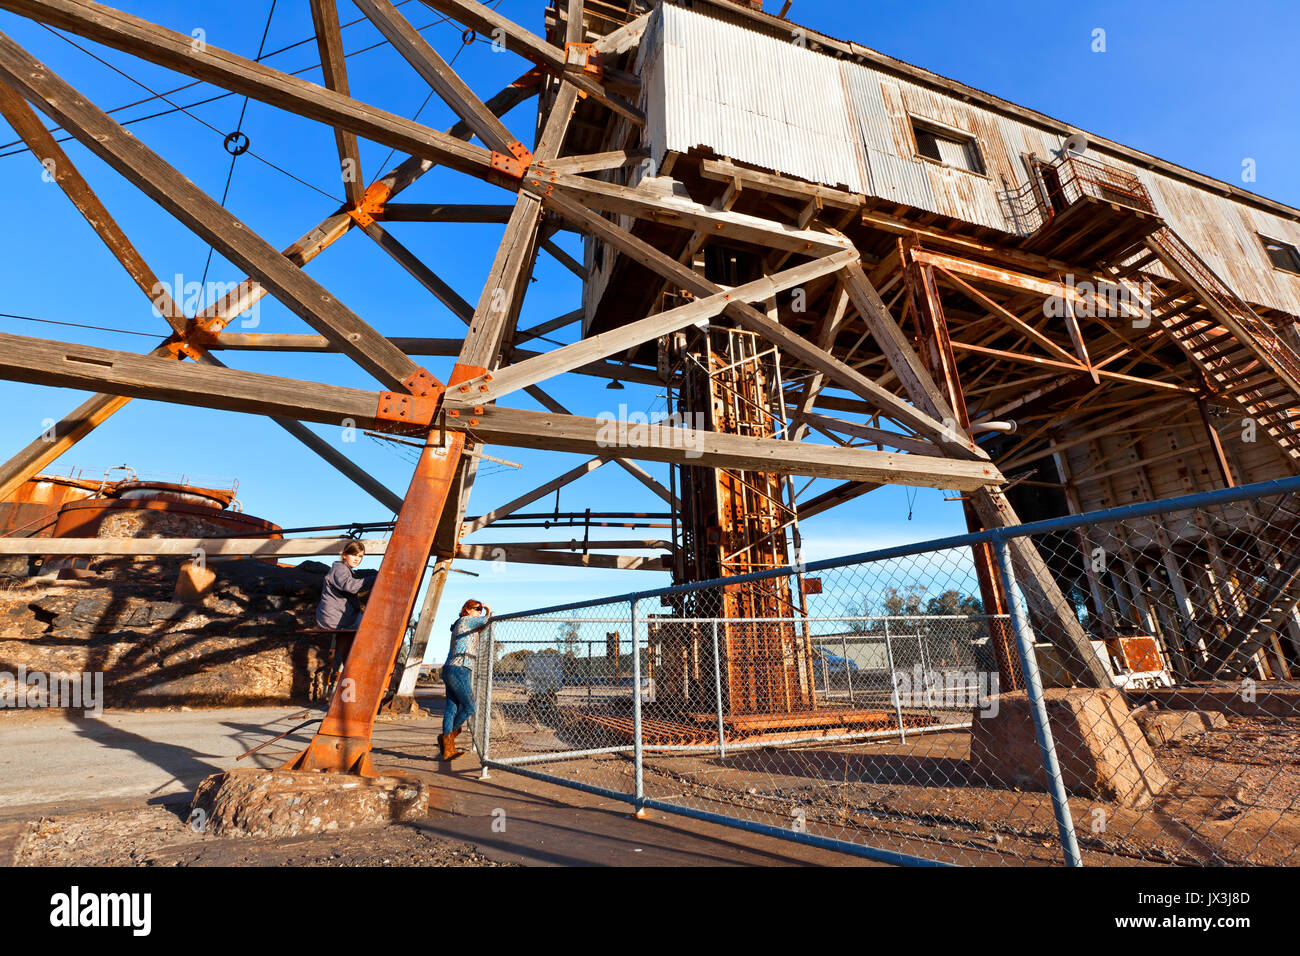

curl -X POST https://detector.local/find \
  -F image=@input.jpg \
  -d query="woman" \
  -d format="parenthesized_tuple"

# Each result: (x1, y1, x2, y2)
(440, 599, 490, 761)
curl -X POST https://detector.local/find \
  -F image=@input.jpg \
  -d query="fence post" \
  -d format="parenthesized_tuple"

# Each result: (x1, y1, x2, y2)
(992, 536, 1083, 867)
(842, 631, 855, 705)
(884, 618, 906, 743)
(478, 621, 495, 781)
(630, 598, 647, 817)
(918, 626, 935, 720)
(711, 619, 727, 759)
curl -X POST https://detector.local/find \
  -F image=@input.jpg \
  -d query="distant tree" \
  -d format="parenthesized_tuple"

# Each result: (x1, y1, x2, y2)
(559, 621, 581, 659)
(882, 585, 927, 616)
(842, 585, 983, 630)
(924, 589, 984, 615)
(496, 648, 534, 673)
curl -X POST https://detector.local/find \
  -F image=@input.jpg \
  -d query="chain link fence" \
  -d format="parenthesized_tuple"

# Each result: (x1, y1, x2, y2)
(467, 474, 1300, 866)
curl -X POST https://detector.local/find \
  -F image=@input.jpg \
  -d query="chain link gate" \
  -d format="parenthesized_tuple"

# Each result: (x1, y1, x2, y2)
(464, 474, 1300, 866)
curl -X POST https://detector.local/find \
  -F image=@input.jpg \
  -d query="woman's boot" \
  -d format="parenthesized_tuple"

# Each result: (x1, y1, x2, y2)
(438, 733, 455, 760)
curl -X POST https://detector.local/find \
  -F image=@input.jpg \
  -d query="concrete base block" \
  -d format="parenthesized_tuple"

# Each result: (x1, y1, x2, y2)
(970, 688, 1169, 808)
(190, 769, 429, 837)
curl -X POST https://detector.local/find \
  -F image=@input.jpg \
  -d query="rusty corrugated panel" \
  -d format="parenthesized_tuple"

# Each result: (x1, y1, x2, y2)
(656, 4, 866, 192)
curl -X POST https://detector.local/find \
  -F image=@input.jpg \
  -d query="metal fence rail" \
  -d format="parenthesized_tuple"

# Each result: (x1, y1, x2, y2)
(467, 474, 1300, 866)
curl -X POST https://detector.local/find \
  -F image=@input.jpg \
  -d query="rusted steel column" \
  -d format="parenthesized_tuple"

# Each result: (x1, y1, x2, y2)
(285, 427, 466, 775)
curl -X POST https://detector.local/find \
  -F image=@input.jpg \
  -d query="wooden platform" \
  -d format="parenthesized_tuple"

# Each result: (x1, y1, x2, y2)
(1019, 195, 1161, 265)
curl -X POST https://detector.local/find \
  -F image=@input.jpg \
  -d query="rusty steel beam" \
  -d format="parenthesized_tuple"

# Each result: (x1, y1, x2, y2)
(284, 428, 468, 774)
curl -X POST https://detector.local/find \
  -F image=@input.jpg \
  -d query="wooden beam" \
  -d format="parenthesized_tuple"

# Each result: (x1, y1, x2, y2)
(416, 0, 644, 125)
(800, 413, 937, 455)
(932, 265, 1080, 367)
(541, 149, 649, 175)
(0, 32, 425, 390)
(268, 417, 403, 513)
(309, 0, 365, 206)
(797, 480, 880, 520)
(536, 189, 968, 453)
(359, 221, 475, 324)
(700, 158, 863, 209)
(0, 331, 970, 487)
(540, 235, 587, 279)
(456, 251, 857, 404)
(0, 1, 497, 179)
(353, 0, 518, 154)
(947, 341, 1198, 393)
(0, 330, 382, 427)
(467, 405, 1002, 489)
(591, 11, 648, 54)
(910, 248, 1085, 306)
(0, 83, 183, 333)
(536, 168, 852, 256)
(514, 308, 583, 344)
(0, 536, 389, 556)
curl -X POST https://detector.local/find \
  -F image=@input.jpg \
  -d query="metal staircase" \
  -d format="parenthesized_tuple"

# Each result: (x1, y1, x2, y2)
(1107, 226, 1300, 464)
(1101, 226, 1300, 677)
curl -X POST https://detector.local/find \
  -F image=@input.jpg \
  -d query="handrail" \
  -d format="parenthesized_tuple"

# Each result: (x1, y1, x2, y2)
(1002, 152, 1155, 236)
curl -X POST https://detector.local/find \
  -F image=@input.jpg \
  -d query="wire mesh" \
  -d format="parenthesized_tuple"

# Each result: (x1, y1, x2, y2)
(474, 477, 1300, 866)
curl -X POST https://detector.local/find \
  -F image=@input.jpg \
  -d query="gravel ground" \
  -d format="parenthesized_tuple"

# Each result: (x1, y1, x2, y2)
(15, 805, 512, 867)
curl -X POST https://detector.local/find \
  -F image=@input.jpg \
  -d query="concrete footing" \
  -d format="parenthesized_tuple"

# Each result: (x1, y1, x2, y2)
(969, 688, 1169, 808)
(190, 769, 429, 837)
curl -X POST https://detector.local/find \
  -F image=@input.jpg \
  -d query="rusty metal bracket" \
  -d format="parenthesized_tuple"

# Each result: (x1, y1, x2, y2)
(347, 181, 393, 228)
(374, 365, 444, 429)
(564, 42, 604, 79)
(490, 140, 534, 182)
(374, 391, 440, 429)
(402, 366, 442, 397)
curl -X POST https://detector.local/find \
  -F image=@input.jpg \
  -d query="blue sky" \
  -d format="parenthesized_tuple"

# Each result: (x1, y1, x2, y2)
(0, 0, 1295, 664)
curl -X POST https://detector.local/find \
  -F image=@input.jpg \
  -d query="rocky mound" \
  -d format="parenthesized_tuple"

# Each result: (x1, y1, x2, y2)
(0, 557, 335, 708)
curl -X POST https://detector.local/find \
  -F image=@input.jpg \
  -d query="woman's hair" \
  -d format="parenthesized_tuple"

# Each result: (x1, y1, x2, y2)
(341, 541, 366, 558)
(460, 599, 484, 616)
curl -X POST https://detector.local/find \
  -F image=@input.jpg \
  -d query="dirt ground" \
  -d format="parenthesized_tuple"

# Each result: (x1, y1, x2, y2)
(14, 804, 511, 867)
(487, 696, 1300, 866)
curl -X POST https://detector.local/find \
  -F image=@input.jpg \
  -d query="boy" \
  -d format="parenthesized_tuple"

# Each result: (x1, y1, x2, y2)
(315, 541, 378, 630)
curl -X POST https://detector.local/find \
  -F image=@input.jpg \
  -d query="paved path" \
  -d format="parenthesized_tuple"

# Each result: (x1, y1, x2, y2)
(0, 696, 876, 867)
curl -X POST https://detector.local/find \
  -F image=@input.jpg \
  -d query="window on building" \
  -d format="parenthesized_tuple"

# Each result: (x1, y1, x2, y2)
(1260, 235, 1300, 275)
(911, 118, 986, 175)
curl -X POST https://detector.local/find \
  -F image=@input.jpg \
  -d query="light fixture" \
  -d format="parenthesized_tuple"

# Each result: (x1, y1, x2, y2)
(606, 379, 625, 390)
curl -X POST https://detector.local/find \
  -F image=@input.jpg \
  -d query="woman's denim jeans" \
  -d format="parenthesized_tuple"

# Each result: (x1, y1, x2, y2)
(443, 664, 475, 734)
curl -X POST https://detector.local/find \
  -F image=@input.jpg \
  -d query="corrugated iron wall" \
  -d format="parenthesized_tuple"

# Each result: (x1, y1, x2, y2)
(641, 4, 1300, 317)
